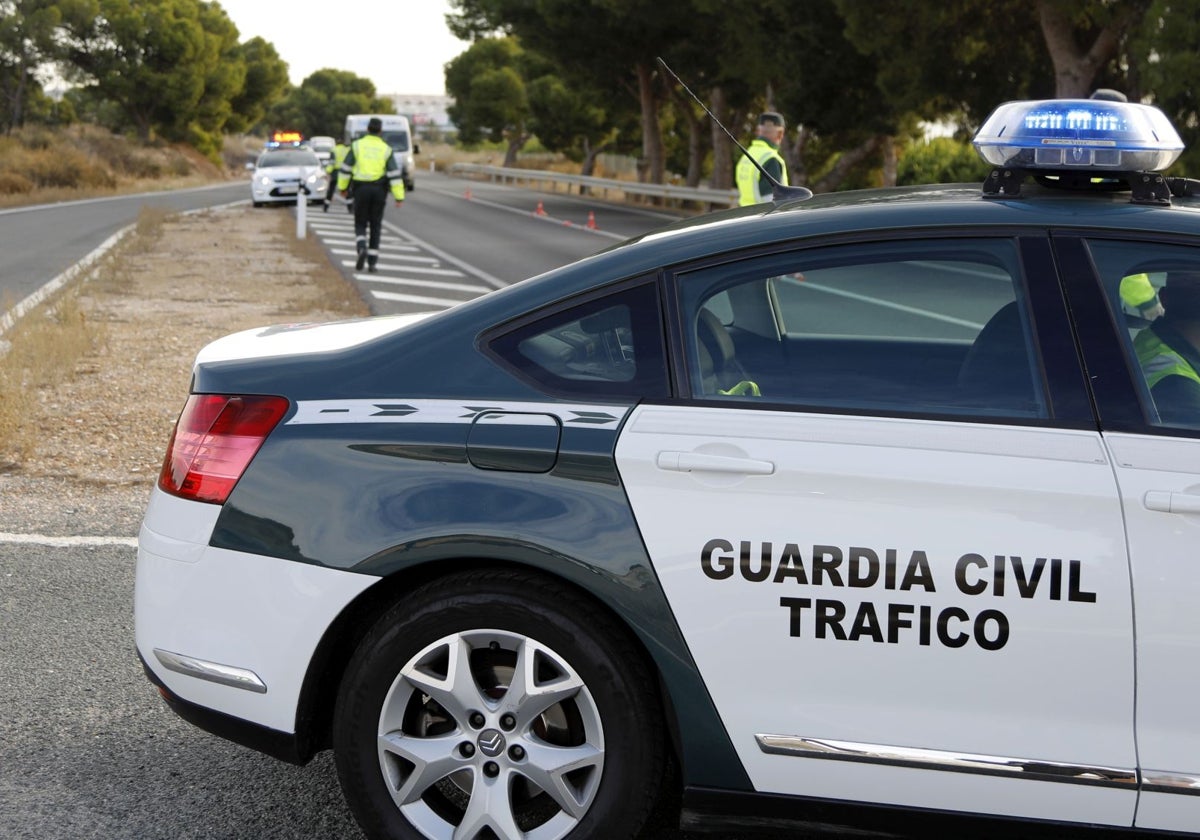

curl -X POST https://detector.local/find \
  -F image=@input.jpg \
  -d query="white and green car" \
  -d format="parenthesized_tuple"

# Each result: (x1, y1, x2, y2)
(139, 98, 1200, 839)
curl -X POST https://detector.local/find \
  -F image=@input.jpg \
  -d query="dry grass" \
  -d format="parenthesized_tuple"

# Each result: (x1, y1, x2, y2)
(0, 124, 231, 209)
(277, 212, 368, 315)
(0, 204, 185, 466)
(0, 288, 104, 468)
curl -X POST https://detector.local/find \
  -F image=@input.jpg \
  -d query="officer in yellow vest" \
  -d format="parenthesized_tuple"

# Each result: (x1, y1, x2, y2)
(736, 112, 788, 206)
(1134, 271, 1200, 425)
(338, 117, 405, 272)
(324, 139, 351, 213)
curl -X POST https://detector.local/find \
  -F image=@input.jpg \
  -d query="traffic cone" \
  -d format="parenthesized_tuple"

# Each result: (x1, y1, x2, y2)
(586, 211, 598, 230)
(534, 201, 547, 216)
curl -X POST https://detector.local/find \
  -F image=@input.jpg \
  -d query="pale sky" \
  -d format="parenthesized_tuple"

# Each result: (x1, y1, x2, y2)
(216, 0, 468, 96)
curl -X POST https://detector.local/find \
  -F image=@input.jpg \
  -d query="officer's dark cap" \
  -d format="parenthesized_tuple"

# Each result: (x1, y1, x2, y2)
(367, 117, 383, 133)
(758, 112, 785, 129)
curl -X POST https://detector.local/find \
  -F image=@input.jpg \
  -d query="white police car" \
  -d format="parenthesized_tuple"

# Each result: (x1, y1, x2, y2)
(250, 147, 327, 207)
(138, 96, 1200, 839)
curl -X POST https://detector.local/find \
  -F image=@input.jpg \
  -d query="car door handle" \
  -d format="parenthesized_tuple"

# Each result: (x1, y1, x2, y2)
(656, 451, 775, 475)
(1144, 490, 1200, 514)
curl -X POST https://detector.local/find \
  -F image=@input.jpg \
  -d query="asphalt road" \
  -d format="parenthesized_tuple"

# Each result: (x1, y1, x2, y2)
(297, 170, 682, 319)
(0, 182, 248, 314)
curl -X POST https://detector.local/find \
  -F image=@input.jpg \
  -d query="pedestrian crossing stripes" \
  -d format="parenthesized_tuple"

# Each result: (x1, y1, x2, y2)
(299, 209, 502, 316)
(350, 275, 493, 293)
(339, 261, 466, 277)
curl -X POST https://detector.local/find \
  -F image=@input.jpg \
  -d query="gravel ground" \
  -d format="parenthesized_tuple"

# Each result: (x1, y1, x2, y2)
(0, 205, 367, 537)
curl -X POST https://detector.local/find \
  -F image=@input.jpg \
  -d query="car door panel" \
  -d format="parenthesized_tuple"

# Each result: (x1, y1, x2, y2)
(617, 406, 1136, 823)
(1058, 235, 1200, 832)
(618, 234, 1137, 825)
(1105, 433, 1200, 832)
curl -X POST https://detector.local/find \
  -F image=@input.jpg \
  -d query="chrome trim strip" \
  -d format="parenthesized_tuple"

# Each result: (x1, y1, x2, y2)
(755, 734, 1137, 790)
(1143, 771, 1200, 796)
(153, 649, 268, 694)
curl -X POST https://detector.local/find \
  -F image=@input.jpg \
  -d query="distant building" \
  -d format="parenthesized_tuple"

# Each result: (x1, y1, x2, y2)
(385, 94, 456, 140)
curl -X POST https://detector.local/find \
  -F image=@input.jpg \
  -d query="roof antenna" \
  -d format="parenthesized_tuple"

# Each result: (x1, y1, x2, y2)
(657, 56, 813, 202)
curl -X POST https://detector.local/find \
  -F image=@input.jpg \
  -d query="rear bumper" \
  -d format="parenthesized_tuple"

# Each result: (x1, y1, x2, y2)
(140, 652, 310, 764)
(134, 488, 377, 736)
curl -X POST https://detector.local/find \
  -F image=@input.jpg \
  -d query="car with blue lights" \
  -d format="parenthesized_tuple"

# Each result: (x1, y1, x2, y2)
(249, 147, 328, 207)
(137, 95, 1200, 840)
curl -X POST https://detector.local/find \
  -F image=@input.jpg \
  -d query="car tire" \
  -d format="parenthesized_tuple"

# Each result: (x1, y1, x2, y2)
(252, 201, 262, 208)
(333, 569, 664, 840)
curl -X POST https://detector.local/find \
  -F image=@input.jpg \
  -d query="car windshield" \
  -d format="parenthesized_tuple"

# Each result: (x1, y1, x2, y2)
(382, 131, 409, 152)
(258, 150, 319, 167)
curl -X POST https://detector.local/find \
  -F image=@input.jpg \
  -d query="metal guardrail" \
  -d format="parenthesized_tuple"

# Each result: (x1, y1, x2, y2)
(447, 162, 739, 209)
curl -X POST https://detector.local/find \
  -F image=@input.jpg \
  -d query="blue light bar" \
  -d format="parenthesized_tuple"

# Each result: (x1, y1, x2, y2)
(973, 99, 1183, 172)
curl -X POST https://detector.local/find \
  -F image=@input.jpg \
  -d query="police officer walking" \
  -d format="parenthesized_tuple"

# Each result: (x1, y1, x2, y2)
(736, 111, 789, 206)
(337, 117, 405, 272)
(324, 137, 352, 213)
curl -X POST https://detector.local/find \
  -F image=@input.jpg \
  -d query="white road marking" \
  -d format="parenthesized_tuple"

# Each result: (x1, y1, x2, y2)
(0, 532, 137, 548)
(332, 249, 436, 262)
(382, 220, 507, 290)
(356, 275, 492, 293)
(798, 280, 988, 330)
(371, 290, 468, 307)
(341, 261, 465, 277)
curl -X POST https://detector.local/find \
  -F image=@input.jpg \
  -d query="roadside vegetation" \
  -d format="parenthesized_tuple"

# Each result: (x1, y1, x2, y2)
(0, 201, 366, 468)
(0, 257, 106, 467)
(0, 123, 238, 209)
(0, 204, 179, 465)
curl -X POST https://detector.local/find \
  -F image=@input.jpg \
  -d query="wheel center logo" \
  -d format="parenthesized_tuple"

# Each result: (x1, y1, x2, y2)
(478, 729, 505, 757)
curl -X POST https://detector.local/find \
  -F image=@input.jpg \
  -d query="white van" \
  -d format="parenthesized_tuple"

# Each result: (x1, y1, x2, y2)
(343, 114, 418, 191)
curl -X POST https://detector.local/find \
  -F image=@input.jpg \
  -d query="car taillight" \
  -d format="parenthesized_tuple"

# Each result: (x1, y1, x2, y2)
(158, 394, 289, 505)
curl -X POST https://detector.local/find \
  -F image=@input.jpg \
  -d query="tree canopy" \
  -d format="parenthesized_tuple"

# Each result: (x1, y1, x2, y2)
(267, 69, 394, 139)
(447, 0, 1200, 190)
(6, 0, 1200, 192)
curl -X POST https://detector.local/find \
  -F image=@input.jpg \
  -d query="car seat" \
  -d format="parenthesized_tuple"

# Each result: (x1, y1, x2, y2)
(956, 301, 1037, 411)
(696, 307, 755, 395)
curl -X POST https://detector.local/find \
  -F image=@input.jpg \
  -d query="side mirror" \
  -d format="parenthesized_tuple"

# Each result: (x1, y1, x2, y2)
(245, 161, 255, 171)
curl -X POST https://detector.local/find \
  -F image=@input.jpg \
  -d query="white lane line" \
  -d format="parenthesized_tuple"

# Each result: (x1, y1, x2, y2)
(326, 240, 420, 252)
(355, 275, 492, 293)
(340, 261, 465, 277)
(306, 223, 355, 231)
(908, 260, 1011, 282)
(798, 280, 987, 330)
(1, 227, 131, 337)
(0, 532, 137, 548)
(382, 221, 508, 290)
(332, 249, 435, 262)
(372, 290, 466, 307)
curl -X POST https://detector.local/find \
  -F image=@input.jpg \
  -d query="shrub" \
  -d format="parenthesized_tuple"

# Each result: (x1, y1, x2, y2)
(23, 146, 116, 189)
(0, 171, 34, 194)
(898, 137, 990, 186)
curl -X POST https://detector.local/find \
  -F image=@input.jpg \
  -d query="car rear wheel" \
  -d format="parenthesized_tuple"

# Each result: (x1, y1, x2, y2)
(333, 569, 664, 840)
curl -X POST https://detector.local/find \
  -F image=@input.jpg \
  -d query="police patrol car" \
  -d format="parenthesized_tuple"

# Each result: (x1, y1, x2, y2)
(137, 95, 1200, 840)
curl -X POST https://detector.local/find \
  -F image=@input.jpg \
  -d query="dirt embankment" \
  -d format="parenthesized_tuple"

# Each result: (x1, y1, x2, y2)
(0, 206, 368, 537)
